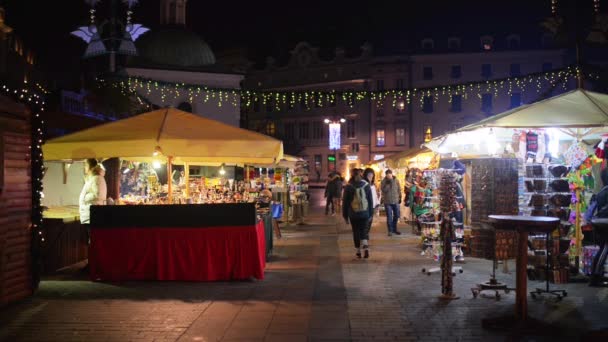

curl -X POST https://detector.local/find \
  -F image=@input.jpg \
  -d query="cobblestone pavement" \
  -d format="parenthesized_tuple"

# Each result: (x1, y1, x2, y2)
(1, 189, 608, 341)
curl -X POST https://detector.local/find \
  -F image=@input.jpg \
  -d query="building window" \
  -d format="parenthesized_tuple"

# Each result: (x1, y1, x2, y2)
(312, 121, 323, 139)
(510, 92, 522, 108)
(376, 80, 384, 91)
(347, 118, 356, 138)
(422, 38, 434, 50)
(510, 63, 521, 77)
(351, 142, 360, 153)
(396, 101, 406, 114)
(423, 67, 433, 80)
(448, 37, 461, 49)
(376, 129, 386, 147)
(314, 154, 322, 172)
(339, 153, 347, 161)
(396, 79, 404, 89)
(542, 62, 553, 72)
(265, 121, 276, 136)
(299, 122, 310, 140)
(481, 35, 493, 50)
(395, 128, 406, 146)
(300, 96, 309, 110)
(285, 122, 295, 139)
(481, 64, 492, 78)
(481, 93, 493, 114)
(424, 125, 433, 143)
(507, 34, 521, 49)
(423, 96, 434, 113)
(451, 95, 462, 112)
(451, 65, 462, 79)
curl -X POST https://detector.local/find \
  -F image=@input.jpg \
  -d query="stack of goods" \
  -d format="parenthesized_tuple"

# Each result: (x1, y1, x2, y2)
(470, 159, 519, 225)
(582, 245, 601, 275)
(527, 232, 570, 282)
(495, 230, 518, 260)
(469, 227, 495, 259)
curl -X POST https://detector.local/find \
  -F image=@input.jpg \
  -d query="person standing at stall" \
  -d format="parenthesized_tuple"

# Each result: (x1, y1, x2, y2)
(381, 169, 402, 236)
(343, 168, 374, 259)
(79, 158, 108, 225)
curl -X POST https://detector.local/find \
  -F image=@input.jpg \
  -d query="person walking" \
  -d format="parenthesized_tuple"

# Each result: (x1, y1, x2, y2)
(363, 168, 380, 234)
(343, 168, 374, 259)
(324, 173, 339, 215)
(381, 169, 402, 236)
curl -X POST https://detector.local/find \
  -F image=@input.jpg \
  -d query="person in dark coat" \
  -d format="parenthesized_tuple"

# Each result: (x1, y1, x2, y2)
(343, 168, 374, 259)
(324, 173, 340, 215)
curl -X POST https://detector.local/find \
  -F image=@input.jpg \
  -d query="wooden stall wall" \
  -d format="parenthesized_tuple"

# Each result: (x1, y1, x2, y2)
(0, 95, 32, 306)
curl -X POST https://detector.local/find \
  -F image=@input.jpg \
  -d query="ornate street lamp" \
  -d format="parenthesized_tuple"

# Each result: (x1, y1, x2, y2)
(71, 0, 149, 72)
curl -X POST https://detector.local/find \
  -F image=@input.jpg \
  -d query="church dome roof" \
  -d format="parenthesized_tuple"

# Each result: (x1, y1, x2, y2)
(136, 27, 216, 67)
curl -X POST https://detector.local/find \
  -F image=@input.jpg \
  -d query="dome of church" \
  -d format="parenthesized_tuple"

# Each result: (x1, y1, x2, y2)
(136, 27, 216, 67)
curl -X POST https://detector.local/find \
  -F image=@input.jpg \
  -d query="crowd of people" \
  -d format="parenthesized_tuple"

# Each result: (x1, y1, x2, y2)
(324, 168, 404, 259)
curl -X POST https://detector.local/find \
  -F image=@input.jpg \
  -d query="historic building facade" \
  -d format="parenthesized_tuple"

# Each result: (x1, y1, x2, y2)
(245, 34, 567, 174)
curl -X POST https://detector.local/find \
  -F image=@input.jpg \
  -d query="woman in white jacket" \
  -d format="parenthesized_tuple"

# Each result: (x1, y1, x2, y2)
(363, 168, 380, 235)
(79, 158, 107, 224)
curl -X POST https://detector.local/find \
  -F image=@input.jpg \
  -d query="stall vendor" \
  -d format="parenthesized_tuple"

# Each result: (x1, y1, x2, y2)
(79, 158, 107, 224)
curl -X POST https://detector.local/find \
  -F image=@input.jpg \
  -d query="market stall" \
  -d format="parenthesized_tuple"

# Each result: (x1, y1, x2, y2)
(42, 108, 284, 281)
(424, 89, 608, 282)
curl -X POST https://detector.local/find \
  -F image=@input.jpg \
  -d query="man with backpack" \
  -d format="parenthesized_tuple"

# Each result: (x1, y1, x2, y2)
(342, 168, 374, 259)
(381, 169, 402, 236)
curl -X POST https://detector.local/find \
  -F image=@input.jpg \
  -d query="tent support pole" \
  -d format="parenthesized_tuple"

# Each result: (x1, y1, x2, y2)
(184, 162, 189, 198)
(168, 156, 173, 203)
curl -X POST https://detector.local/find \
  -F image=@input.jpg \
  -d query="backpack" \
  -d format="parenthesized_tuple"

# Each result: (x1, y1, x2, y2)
(351, 183, 369, 214)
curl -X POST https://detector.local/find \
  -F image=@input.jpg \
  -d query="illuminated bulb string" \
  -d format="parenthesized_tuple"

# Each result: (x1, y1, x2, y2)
(100, 66, 579, 111)
(2, 81, 45, 287)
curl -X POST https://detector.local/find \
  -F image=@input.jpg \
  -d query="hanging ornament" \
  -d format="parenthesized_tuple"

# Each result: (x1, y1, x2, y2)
(594, 0, 600, 13)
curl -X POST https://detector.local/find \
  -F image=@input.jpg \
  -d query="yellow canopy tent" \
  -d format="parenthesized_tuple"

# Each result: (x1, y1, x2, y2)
(372, 147, 434, 169)
(42, 108, 284, 164)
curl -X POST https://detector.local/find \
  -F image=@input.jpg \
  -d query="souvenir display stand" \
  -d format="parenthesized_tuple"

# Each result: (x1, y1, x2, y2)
(424, 90, 608, 288)
(420, 169, 464, 280)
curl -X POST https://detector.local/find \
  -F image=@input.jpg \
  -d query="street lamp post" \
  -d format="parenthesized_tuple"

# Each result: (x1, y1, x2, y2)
(325, 117, 346, 173)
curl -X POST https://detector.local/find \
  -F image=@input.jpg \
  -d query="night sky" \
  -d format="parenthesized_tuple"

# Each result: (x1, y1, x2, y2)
(0, 0, 593, 74)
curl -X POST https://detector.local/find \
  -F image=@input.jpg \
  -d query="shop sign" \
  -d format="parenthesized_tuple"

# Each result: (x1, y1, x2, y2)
(374, 154, 385, 160)
(329, 123, 341, 150)
(347, 155, 358, 161)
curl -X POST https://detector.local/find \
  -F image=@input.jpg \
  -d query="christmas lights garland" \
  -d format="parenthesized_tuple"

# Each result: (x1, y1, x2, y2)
(101, 66, 580, 110)
(1, 81, 45, 289)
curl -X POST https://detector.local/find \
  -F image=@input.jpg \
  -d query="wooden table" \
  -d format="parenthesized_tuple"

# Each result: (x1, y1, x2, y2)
(487, 215, 559, 322)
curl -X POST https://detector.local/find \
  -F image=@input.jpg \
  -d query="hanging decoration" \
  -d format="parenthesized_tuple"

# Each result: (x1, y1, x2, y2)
(551, 0, 558, 15)
(72, 0, 149, 59)
(1, 80, 46, 289)
(101, 66, 579, 110)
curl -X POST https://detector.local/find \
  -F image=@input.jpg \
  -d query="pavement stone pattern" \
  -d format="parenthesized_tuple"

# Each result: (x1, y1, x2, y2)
(1, 189, 607, 341)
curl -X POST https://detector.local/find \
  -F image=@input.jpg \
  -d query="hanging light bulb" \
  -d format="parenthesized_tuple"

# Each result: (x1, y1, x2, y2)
(152, 161, 161, 169)
(153, 145, 162, 156)
(219, 163, 226, 175)
(487, 128, 499, 155)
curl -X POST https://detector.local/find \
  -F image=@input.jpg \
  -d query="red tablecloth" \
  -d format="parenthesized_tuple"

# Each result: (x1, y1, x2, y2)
(89, 221, 266, 281)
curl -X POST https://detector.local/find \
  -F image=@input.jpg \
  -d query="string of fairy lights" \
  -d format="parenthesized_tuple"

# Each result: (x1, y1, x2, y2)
(1, 80, 45, 286)
(101, 65, 580, 111)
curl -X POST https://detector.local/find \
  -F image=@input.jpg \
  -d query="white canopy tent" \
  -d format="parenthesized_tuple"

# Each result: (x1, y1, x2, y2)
(424, 89, 608, 157)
